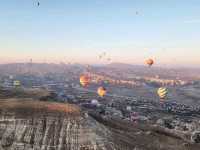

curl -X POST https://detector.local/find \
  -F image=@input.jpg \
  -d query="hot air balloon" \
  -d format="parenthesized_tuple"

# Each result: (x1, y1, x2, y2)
(13, 80, 21, 87)
(157, 87, 168, 100)
(80, 74, 90, 87)
(145, 58, 154, 67)
(97, 86, 106, 97)
(104, 80, 109, 84)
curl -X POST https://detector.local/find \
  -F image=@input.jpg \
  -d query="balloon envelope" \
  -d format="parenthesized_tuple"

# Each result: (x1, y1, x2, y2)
(97, 87, 106, 97)
(13, 80, 21, 86)
(146, 59, 154, 66)
(157, 87, 168, 99)
(80, 75, 90, 87)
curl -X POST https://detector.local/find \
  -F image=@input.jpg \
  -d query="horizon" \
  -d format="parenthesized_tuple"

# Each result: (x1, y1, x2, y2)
(1, 0, 200, 67)
(0, 61, 200, 69)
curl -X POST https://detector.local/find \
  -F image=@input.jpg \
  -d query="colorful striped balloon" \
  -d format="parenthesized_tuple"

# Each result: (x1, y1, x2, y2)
(157, 87, 168, 99)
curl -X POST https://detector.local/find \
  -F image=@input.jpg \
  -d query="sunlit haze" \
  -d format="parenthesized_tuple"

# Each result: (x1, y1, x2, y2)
(1, 0, 200, 67)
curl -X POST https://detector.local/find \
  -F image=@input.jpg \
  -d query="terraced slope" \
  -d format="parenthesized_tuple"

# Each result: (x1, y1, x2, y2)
(0, 100, 116, 150)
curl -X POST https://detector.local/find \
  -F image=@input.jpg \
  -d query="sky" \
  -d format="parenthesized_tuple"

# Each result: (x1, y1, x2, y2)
(0, 0, 200, 67)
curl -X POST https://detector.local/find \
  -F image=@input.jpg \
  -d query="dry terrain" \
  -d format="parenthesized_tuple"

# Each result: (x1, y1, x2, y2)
(0, 88, 200, 150)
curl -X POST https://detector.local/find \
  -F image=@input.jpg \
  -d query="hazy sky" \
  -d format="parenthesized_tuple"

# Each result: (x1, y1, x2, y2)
(0, 0, 200, 66)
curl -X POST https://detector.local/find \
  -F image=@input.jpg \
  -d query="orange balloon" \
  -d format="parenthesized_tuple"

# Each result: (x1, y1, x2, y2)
(146, 58, 154, 66)
(97, 86, 106, 97)
(80, 74, 90, 87)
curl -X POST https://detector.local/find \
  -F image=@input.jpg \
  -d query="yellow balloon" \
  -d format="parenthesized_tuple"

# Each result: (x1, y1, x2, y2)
(157, 87, 168, 99)
(13, 80, 21, 87)
(97, 87, 106, 97)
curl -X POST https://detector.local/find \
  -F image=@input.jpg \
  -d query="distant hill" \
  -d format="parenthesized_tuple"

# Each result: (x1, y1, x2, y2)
(0, 63, 85, 77)
(0, 62, 200, 80)
(107, 62, 144, 69)
(106, 62, 200, 80)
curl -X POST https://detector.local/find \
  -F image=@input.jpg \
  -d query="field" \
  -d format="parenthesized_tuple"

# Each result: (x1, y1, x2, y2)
(0, 99, 80, 116)
(0, 88, 50, 99)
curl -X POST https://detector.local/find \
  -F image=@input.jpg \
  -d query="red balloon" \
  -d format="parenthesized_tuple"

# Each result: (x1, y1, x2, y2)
(145, 59, 154, 67)
(80, 74, 90, 87)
